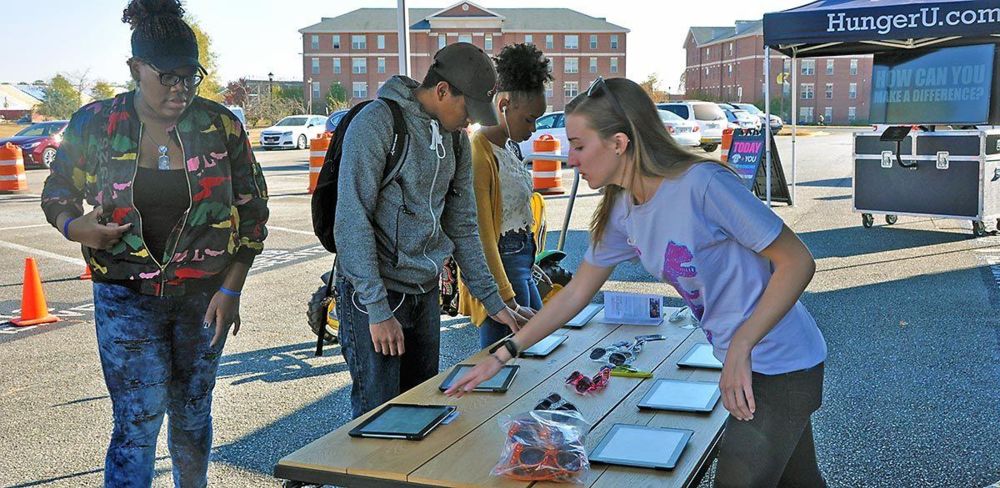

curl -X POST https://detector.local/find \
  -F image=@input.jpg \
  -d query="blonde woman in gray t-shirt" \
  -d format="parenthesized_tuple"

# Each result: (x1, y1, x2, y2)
(448, 78, 828, 487)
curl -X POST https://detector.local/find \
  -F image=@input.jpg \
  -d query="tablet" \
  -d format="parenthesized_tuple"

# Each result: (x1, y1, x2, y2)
(564, 303, 603, 328)
(438, 364, 519, 392)
(677, 343, 723, 369)
(589, 424, 693, 470)
(521, 334, 567, 357)
(637, 379, 721, 412)
(349, 404, 456, 440)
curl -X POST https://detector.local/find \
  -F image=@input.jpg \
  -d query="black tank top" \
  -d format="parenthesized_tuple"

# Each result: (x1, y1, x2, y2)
(133, 167, 190, 263)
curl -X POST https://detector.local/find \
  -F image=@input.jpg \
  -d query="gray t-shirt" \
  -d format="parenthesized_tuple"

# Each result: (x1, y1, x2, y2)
(584, 163, 826, 375)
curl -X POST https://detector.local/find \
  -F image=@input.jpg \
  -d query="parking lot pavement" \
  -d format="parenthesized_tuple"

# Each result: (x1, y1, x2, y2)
(2, 133, 999, 487)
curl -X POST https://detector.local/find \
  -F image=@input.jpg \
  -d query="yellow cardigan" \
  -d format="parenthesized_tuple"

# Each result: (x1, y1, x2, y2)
(458, 131, 518, 326)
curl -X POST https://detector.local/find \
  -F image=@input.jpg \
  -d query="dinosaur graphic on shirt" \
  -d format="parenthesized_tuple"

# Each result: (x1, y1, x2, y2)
(661, 241, 705, 320)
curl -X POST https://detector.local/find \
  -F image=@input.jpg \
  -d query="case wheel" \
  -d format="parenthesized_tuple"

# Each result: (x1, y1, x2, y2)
(885, 214, 898, 225)
(862, 213, 874, 228)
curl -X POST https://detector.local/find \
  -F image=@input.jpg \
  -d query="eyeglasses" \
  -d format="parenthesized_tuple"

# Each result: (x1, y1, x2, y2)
(534, 393, 578, 412)
(566, 366, 612, 395)
(147, 64, 204, 89)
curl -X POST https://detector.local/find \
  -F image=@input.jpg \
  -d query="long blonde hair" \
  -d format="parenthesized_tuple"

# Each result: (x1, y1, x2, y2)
(564, 78, 727, 245)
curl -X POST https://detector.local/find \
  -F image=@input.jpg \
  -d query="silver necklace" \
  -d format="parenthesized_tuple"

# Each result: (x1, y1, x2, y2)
(145, 129, 172, 170)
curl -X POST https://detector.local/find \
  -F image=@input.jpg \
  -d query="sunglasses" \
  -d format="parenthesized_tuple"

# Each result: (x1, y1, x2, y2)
(566, 366, 612, 395)
(585, 77, 630, 129)
(502, 420, 585, 481)
(534, 393, 578, 413)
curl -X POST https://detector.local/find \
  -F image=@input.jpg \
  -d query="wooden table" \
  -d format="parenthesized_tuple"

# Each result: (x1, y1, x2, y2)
(275, 308, 728, 487)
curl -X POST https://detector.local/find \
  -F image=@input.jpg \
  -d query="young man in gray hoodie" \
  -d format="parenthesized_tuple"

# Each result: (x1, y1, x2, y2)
(334, 43, 525, 418)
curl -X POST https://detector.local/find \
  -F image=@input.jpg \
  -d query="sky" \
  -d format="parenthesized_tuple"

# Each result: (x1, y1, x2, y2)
(4, 0, 807, 91)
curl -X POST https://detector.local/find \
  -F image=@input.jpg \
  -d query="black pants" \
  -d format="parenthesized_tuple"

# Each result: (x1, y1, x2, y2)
(714, 362, 826, 488)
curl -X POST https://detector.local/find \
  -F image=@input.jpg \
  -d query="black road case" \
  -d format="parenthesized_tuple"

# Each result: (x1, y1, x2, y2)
(853, 129, 1000, 237)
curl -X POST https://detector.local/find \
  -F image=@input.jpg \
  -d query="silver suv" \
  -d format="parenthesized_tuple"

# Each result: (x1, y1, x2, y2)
(657, 101, 727, 152)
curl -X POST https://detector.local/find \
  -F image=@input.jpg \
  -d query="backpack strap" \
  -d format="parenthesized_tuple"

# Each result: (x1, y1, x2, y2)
(378, 98, 409, 190)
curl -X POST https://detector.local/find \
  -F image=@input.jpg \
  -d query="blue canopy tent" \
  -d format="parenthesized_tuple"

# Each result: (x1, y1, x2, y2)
(760, 0, 1000, 205)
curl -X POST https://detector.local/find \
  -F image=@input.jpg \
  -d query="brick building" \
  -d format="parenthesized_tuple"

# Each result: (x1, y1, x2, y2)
(684, 21, 874, 125)
(299, 1, 628, 112)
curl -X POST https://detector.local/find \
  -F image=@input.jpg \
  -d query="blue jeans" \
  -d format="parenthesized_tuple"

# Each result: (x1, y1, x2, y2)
(335, 278, 441, 419)
(93, 282, 226, 488)
(479, 230, 542, 349)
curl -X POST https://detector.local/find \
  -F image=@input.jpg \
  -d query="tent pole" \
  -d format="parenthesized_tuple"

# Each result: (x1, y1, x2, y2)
(791, 53, 798, 207)
(764, 47, 772, 207)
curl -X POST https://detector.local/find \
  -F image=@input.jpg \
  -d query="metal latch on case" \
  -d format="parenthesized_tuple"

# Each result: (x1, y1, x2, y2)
(936, 151, 949, 170)
(881, 150, 894, 169)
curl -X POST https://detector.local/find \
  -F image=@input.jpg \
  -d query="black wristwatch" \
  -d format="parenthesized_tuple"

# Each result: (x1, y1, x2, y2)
(489, 337, 519, 359)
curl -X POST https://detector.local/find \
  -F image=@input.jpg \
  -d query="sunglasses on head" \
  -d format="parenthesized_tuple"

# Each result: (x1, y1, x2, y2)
(585, 76, 629, 122)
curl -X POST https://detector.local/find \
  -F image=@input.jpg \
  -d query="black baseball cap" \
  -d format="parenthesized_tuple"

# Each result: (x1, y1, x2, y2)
(432, 42, 498, 126)
(131, 24, 205, 74)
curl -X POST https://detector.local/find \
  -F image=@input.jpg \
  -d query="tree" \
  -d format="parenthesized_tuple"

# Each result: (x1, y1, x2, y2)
(223, 79, 249, 107)
(39, 75, 82, 119)
(639, 73, 669, 103)
(327, 82, 348, 111)
(187, 18, 223, 101)
(91, 81, 117, 100)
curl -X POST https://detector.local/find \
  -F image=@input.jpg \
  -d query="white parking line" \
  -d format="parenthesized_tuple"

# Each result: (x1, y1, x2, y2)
(0, 224, 50, 232)
(267, 225, 315, 236)
(0, 240, 86, 266)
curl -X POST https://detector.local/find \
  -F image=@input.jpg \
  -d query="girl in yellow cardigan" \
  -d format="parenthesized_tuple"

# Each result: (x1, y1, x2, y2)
(459, 43, 553, 348)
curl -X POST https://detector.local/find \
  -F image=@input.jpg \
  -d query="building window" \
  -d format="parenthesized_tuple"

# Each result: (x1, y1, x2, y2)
(824, 106, 832, 121)
(353, 82, 368, 99)
(565, 57, 579, 74)
(849, 82, 857, 99)
(704, 67, 709, 76)
(848, 106, 857, 122)
(826, 59, 834, 75)
(352, 35, 366, 50)
(611, 35, 619, 50)
(589, 57, 598, 73)
(564, 81, 579, 99)
(850, 58, 858, 75)
(727, 64, 733, 77)
(312, 81, 321, 101)
(784, 58, 791, 72)
(611, 57, 619, 73)
(333, 35, 341, 49)
(546, 35, 554, 49)
(729, 42, 734, 55)
(439, 35, 446, 50)
(801, 83, 814, 99)
(590, 35, 598, 49)
(377, 35, 385, 50)
(352, 58, 366, 74)
(311, 35, 319, 50)
(800, 106, 814, 123)
(333, 58, 341, 74)
(311, 58, 319, 75)
(565, 35, 578, 50)
(525, 34, 533, 44)
(545, 81, 553, 98)
(459, 34, 472, 44)
(825, 83, 833, 99)
(801, 59, 815, 75)
(485, 35, 493, 51)
(377, 57, 385, 74)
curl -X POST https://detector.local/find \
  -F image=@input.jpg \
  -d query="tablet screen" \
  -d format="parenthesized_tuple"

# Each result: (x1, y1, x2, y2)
(439, 364, 518, 391)
(522, 334, 567, 357)
(360, 405, 452, 436)
(565, 303, 602, 328)
(590, 424, 692, 469)
(678, 343, 722, 369)
(638, 379, 721, 412)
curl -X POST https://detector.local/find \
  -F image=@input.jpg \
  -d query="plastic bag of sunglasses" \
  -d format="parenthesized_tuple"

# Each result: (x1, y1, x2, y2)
(492, 409, 591, 484)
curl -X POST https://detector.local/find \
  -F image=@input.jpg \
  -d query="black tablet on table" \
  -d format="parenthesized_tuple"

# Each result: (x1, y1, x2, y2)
(348, 404, 456, 440)
(438, 364, 519, 392)
(521, 334, 568, 357)
(589, 424, 693, 470)
(637, 379, 721, 413)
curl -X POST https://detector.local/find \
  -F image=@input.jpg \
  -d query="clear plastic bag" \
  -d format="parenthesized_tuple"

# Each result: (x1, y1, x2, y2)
(491, 409, 591, 484)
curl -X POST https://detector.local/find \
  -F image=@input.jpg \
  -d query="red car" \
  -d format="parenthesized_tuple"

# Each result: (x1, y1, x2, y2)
(0, 120, 69, 169)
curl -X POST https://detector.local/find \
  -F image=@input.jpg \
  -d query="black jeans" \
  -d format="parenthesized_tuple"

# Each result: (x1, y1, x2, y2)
(335, 278, 441, 419)
(714, 362, 826, 488)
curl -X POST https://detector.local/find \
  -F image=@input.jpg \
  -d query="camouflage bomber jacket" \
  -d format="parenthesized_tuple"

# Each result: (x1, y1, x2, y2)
(41, 92, 269, 296)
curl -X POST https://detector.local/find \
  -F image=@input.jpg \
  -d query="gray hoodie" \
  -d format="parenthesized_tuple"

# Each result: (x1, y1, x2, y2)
(334, 76, 506, 324)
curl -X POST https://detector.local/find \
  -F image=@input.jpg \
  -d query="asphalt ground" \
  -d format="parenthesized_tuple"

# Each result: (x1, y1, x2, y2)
(1, 128, 998, 487)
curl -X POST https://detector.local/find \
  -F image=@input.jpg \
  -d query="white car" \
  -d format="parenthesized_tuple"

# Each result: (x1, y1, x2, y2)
(260, 115, 327, 150)
(659, 110, 701, 147)
(519, 111, 569, 158)
(657, 102, 727, 152)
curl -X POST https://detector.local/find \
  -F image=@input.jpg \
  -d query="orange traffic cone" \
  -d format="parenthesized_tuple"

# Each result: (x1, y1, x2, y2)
(10, 257, 60, 327)
(80, 265, 92, 281)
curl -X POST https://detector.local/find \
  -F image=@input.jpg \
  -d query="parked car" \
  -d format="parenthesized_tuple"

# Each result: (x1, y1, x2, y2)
(518, 111, 569, 157)
(325, 109, 349, 133)
(225, 105, 248, 132)
(0, 120, 68, 168)
(729, 102, 784, 133)
(658, 110, 701, 148)
(657, 101, 726, 152)
(259, 115, 327, 150)
(718, 104, 762, 131)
